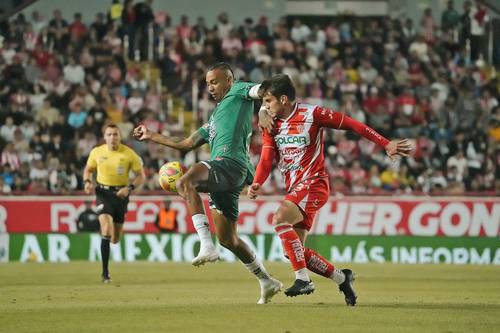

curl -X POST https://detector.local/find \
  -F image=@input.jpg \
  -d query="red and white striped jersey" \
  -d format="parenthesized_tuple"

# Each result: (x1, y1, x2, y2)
(257, 102, 389, 192)
(262, 103, 340, 191)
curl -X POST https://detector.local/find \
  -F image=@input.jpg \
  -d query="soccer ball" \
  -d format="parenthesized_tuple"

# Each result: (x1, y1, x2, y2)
(158, 161, 186, 192)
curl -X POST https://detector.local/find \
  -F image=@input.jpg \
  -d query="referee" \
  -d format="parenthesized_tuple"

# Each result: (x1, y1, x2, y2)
(83, 124, 145, 283)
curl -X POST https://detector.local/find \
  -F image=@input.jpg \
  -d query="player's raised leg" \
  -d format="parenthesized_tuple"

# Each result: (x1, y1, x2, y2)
(176, 163, 219, 266)
(273, 200, 315, 297)
(211, 209, 282, 304)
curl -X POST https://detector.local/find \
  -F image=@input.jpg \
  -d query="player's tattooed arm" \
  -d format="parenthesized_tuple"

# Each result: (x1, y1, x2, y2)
(182, 131, 207, 151)
(150, 132, 206, 152)
(133, 125, 206, 152)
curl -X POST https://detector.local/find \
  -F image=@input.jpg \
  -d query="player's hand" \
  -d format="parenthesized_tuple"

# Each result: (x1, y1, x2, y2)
(133, 125, 152, 141)
(258, 106, 275, 134)
(247, 183, 261, 199)
(84, 181, 94, 194)
(385, 139, 412, 160)
(116, 187, 129, 198)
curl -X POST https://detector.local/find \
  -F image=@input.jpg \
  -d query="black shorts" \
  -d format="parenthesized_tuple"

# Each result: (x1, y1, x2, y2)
(95, 186, 129, 224)
(196, 158, 253, 221)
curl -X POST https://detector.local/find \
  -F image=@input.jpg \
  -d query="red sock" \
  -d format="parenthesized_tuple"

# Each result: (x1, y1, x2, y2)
(304, 247, 334, 278)
(275, 224, 306, 271)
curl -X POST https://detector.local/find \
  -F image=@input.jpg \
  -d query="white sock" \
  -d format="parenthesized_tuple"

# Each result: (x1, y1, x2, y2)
(192, 214, 214, 249)
(245, 256, 271, 281)
(295, 268, 310, 282)
(331, 268, 346, 285)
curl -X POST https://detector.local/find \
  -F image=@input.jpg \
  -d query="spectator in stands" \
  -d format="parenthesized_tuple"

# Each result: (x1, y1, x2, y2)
(447, 150, 468, 180)
(50, 162, 78, 193)
(469, 1, 490, 61)
(441, 0, 461, 33)
(133, 0, 155, 60)
(0, 5, 497, 195)
(63, 56, 85, 85)
(214, 12, 233, 39)
(420, 7, 437, 43)
(358, 59, 378, 85)
(1, 143, 20, 171)
(91, 12, 108, 41)
(109, 0, 124, 23)
(0, 175, 12, 194)
(48, 9, 68, 52)
(176, 15, 192, 41)
(3, 54, 26, 90)
(121, 0, 136, 58)
(0, 9, 9, 39)
(402, 18, 416, 40)
(222, 29, 243, 57)
(0, 116, 17, 142)
(348, 160, 367, 194)
(68, 12, 87, 42)
(68, 101, 88, 130)
(127, 89, 144, 115)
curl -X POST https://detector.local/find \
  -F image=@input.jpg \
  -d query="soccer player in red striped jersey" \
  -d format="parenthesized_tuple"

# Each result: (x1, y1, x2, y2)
(248, 74, 412, 305)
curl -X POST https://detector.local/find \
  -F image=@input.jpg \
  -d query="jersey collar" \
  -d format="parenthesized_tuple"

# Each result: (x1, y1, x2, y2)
(279, 102, 298, 122)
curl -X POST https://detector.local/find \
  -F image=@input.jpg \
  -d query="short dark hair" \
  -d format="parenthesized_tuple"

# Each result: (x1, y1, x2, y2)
(104, 124, 120, 133)
(259, 74, 296, 101)
(207, 62, 234, 79)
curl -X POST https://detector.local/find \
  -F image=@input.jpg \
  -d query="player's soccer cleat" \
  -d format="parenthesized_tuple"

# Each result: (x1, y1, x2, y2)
(191, 247, 220, 267)
(257, 277, 283, 304)
(338, 269, 357, 306)
(284, 279, 315, 297)
(102, 275, 112, 284)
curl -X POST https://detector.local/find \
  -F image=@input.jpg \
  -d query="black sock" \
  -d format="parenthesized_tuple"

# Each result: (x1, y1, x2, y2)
(101, 236, 111, 277)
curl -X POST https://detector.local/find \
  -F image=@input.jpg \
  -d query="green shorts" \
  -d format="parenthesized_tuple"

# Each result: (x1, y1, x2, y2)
(198, 158, 253, 221)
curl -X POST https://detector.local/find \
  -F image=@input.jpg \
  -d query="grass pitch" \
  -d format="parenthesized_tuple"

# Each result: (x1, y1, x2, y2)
(1, 261, 499, 333)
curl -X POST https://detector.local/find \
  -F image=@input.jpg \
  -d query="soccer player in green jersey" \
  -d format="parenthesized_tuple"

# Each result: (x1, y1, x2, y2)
(133, 63, 282, 304)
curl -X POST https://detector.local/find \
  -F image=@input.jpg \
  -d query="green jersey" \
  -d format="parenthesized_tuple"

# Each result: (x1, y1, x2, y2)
(197, 81, 256, 178)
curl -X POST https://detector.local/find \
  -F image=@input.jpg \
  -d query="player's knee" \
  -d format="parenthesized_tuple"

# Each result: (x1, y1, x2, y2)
(177, 175, 195, 196)
(101, 227, 111, 236)
(111, 237, 120, 244)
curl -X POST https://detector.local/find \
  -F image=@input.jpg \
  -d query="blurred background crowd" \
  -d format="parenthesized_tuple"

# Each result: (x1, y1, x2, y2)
(0, 0, 498, 196)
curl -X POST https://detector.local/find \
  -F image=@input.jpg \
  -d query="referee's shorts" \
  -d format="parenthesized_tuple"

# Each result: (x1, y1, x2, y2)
(95, 184, 129, 224)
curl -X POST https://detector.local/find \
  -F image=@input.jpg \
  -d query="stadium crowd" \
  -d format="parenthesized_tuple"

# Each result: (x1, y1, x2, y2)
(0, 0, 498, 196)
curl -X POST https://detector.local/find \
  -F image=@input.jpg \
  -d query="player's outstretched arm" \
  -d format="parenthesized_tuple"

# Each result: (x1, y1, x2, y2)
(384, 139, 413, 159)
(317, 109, 413, 158)
(316, 108, 391, 148)
(133, 125, 207, 152)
